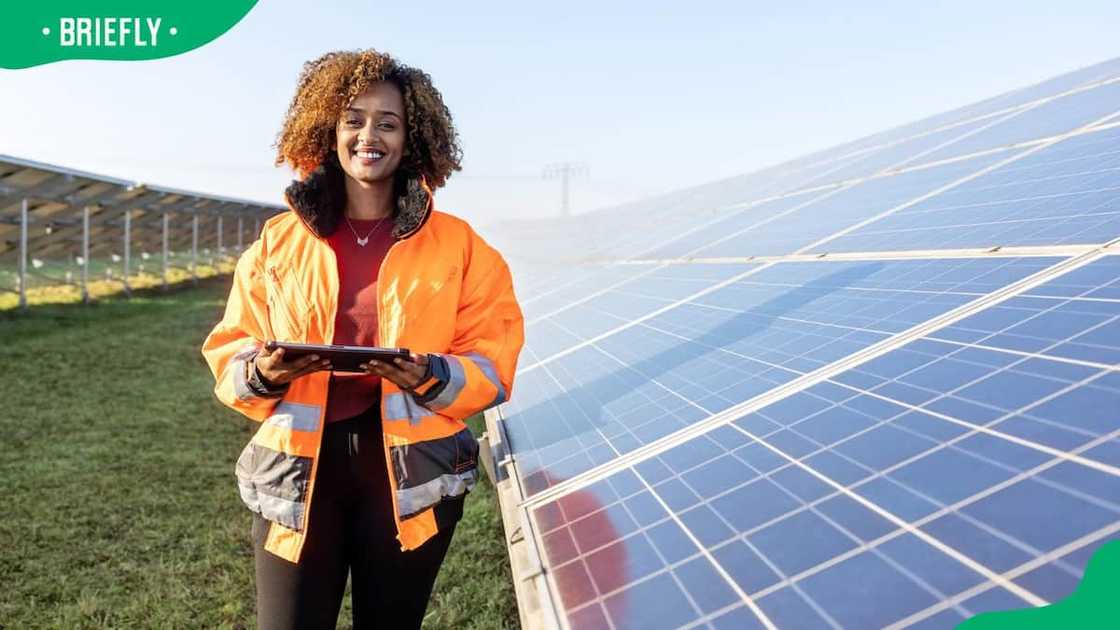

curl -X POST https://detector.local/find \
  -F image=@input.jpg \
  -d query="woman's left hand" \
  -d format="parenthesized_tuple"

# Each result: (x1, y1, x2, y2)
(361, 351, 430, 390)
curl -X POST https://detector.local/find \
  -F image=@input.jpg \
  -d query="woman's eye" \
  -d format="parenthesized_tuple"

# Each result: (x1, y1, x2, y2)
(378, 124, 395, 131)
(346, 120, 362, 127)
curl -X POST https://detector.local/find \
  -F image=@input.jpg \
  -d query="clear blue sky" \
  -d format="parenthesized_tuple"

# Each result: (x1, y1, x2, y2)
(1, 1, 1118, 228)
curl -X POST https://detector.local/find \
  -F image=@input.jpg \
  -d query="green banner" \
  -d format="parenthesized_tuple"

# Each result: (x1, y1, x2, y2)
(0, 1, 258, 69)
(959, 540, 1120, 629)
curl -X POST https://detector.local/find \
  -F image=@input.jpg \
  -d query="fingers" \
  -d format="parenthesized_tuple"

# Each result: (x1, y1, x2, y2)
(362, 357, 425, 389)
(290, 358, 331, 379)
(258, 348, 331, 385)
(392, 357, 425, 379)
(364, 359, 406, 375)
(292, 353, 323, 370)
(289, 354, 331, 373)
(271, 352, 323, 371)
(257, 345, 284, 370)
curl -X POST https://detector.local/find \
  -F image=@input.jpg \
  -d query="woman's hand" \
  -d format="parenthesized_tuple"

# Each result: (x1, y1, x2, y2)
(361, 351, 430, 390)
(254, 345, 332, 386)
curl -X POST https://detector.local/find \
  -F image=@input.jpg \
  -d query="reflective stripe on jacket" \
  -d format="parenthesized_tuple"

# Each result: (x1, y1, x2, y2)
(200, 176, 524, 563)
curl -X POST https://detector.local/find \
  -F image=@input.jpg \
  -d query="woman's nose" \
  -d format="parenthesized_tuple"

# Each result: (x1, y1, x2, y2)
(360, 120, 378, 142)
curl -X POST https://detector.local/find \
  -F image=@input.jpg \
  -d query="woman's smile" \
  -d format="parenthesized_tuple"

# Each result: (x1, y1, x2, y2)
(352, 144, 387, 166)
(353, 149, 384, 164)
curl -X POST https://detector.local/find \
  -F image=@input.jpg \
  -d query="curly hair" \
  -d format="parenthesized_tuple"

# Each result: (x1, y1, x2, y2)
(274, 49, 463, 189)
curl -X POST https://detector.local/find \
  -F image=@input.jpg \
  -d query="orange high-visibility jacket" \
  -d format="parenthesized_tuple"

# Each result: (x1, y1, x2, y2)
(200, 175, 524, 563)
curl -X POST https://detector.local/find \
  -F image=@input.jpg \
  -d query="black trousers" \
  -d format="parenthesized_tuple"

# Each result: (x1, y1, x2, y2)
(252, 406, 465, 630)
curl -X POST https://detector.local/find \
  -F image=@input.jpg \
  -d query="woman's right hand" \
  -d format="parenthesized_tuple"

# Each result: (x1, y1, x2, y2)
(254, 345, 332, 386)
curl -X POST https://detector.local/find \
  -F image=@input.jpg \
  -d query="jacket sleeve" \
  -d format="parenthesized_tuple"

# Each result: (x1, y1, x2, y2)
(410, 235, 525, 421)
(200, 236, 283, 422)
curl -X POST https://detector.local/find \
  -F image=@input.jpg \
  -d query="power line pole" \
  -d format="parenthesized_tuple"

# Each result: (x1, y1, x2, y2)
(542, 162, 588, 218)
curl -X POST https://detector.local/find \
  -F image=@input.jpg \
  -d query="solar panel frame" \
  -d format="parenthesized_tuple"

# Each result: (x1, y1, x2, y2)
(488, 60, 1120, 630)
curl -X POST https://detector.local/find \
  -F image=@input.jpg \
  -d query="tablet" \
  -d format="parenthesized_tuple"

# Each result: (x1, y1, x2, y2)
(264, 341, 412, 373)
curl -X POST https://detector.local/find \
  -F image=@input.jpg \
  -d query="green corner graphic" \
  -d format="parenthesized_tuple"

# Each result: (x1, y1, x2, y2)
(959, 540, 1120, 629)
(1, 1, 258, 69)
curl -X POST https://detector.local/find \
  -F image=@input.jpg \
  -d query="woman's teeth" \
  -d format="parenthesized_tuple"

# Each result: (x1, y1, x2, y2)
(356, 150, 383, 159)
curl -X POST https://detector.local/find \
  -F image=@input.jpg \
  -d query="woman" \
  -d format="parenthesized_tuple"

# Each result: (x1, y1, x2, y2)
(200, 49, 524, 629)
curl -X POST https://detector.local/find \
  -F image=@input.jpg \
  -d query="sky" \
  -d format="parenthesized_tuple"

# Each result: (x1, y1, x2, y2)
(1, 1, 1119, 230)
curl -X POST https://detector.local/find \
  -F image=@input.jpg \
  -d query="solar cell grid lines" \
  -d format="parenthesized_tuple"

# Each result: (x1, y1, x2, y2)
(912, 79, 1120, 165)
(486, 58, 1120, 630)
(589, 255, 1118, 628)
(782, 113, 1016, 191)
(766, 57, 1120, 177)
(819, 125, 1120, 254)
(512, 255, 1091, 504)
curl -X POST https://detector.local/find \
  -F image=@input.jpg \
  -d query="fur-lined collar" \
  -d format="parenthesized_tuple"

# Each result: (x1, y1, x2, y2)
(283, 160, 432, 240)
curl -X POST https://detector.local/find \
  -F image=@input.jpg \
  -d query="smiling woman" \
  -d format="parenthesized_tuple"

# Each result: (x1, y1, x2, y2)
(200, 49, 525, 630)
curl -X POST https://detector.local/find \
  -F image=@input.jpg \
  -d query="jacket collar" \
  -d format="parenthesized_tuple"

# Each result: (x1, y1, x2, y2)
(283, 160, 433, 241)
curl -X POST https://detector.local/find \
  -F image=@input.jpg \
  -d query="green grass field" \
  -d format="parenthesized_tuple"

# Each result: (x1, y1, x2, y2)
(0, 276, 518, 628)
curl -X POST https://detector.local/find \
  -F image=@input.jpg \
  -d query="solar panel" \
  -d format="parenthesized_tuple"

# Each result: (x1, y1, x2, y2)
(483, 59, 1120, 629)
(788, 114, 1009, 189)
(913, 80, 1120, 164)
(770, 56, 1120, 178)
(0, 153, 282, 305)
(818, 126, 1120, 253)
(647, 152, 1014, 259)
(507, 256, 1063, 497)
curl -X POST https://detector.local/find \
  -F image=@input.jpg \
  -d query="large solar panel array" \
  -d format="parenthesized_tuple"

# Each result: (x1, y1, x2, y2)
(0, 154, 283, 307)
(484, 57, 1120, 629)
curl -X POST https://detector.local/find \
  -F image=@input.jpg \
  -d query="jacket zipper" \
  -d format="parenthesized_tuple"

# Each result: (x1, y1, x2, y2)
(375, 238, 409, 544)
(264, 249, 321, 553)
(374, 239, 400, 346)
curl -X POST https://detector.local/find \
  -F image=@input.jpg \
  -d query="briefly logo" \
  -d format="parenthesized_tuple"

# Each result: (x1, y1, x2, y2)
(1, 1, 259, 69)
(50, 18, 171, 48)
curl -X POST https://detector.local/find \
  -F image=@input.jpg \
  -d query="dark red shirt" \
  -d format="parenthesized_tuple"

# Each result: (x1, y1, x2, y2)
(324, 215, 395, 423)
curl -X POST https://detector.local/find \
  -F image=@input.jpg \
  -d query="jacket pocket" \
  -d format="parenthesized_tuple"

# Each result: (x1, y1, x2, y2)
(265, 264, 312, 341)
(234, 441, 312, 532)
(401, 263, 460, 329)
(451, 425, 480, 473)
(389, 427, 479, 519)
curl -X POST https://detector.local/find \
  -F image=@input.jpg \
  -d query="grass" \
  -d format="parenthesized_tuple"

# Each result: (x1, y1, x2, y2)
(0, 276, 518, 629)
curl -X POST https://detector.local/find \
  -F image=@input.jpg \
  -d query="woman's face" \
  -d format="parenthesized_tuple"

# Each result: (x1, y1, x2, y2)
(335, 81, 407, 184)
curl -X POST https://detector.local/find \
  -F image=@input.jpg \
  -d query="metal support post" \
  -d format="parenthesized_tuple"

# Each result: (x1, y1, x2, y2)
(162, 212, 169, 291)
(215, 215, 223, 269)
(81, 206, 90, 303)
(18, 198, 28, 310)
(122, 210, 131, 297)
(191, 213, 199, 284)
